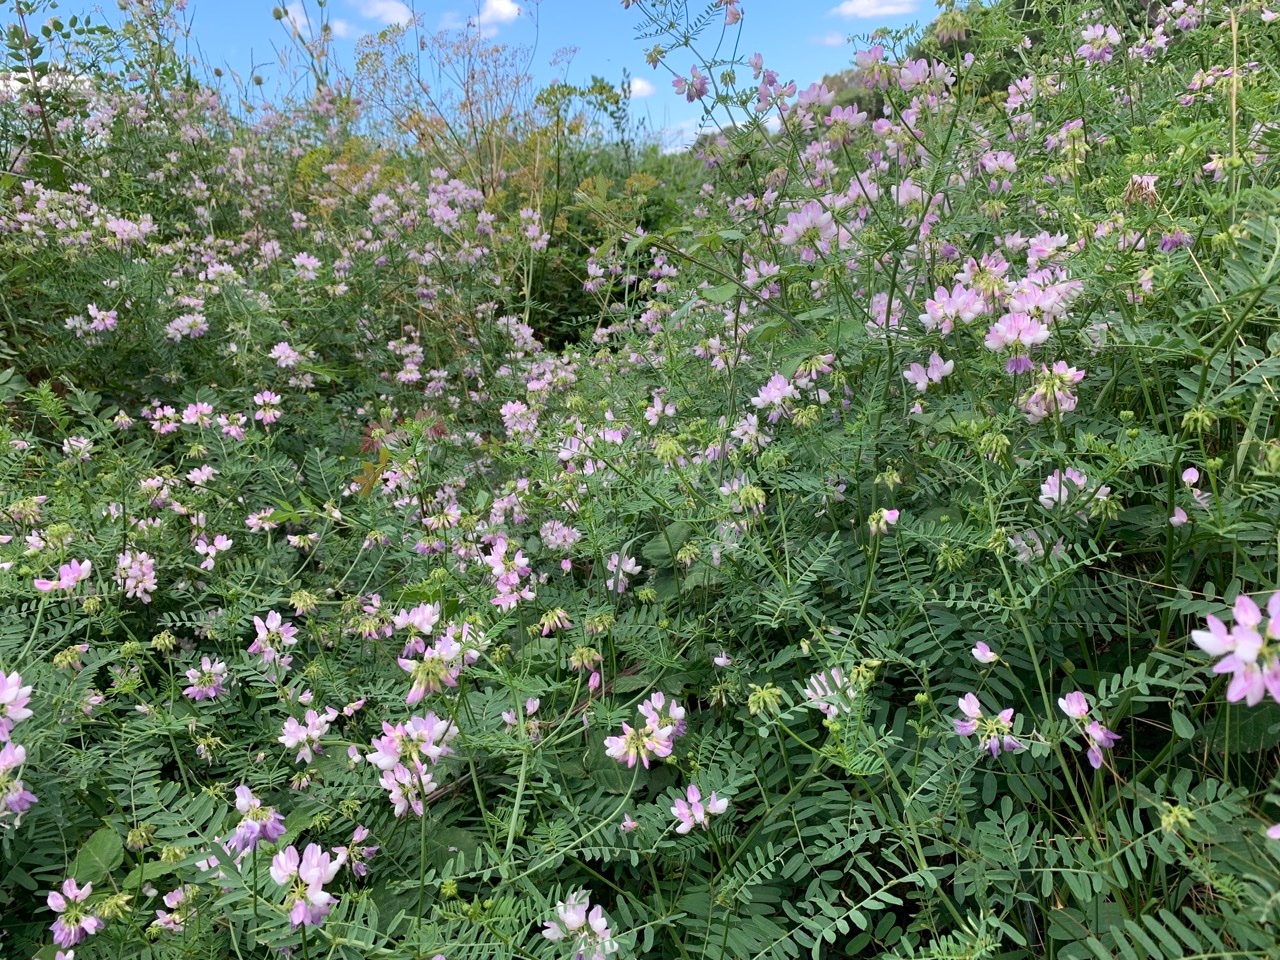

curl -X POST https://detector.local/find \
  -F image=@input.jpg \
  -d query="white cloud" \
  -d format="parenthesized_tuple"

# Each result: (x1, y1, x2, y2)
(349, 0, 414, 26)
(478, 0, 521, 27)
(330, 18, 356, 38)
(811, 30, 847, 46)
(830, 0, 916, 18)
(437, 1, 521, 36)
(627, 76, 656, 98)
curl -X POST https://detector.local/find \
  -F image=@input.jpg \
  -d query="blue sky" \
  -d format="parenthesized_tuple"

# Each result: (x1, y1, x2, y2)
(112, 0, 924, 146)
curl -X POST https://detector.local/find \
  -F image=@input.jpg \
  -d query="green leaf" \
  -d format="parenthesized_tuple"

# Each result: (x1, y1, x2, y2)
(641, 521, 693, 568)
(704, 281, 740, 304)
(1210, 700, 1280, 753)
(68, 827, 124, 885)
(1170, 710, 1196, 740)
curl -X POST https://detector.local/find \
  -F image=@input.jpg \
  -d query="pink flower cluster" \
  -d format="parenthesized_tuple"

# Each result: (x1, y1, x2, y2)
(902, 352, 954, 393)
(1039, 467, 1110, 515)
(183, 656, 228, 701)
(1020, 361, 1085, 423)
(280, 707, 337, 764)
(152, 884, 198, 933)
(672, 783, 729, 834)
(270, 842, 345, 928)
(249, 610, 299, 676)
(542, 890, 619, 960)
(1, 671, 37, 824)
(113, 550, 158, 602)
(1057, 690, 1120, 769)
(672, 65, 708, 103)
(398, 622, 485, 705)
(803, 668, 859, 720)
(483, 536, 535, 610)
(48, 878, 104, 948)
(953, 693, 1022, 758)
(223, 784, 287, 856)
(605, 552, 642, 593)
(365, 712, 457, 817)
(1192, 593, 1280, 706)
(33, 557, 92, 592)
(604, 692, 686, 769)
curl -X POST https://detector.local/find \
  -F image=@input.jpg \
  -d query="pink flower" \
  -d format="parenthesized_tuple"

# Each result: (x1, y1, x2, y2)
(152, 884, 197, 932)
(336, 825, 379, 878)
(971, 642, 998, 664)
(1039, 467, 1109, 513)
(953, 693, 1021, 757)
(33, 558, 92, 592)
(182, 402, 214, 426)
(542, 891, 618, 959)
(777, 201, 836, 262)
(249, 611, 298, 671)
(1, 741, 38, 822)
(269, 341, 303, 368)
(920, 282, 985, 333)
(224, 785, 287, 855)
(984, 313, 1049, 373)
(1057, 690, 1090, 719)
(270, 843, 345, 928)
(604, 720, 671, 769)
(672, 65, 709, 102)
(254, 391, 283, 425)
(183, 657, 228, 701)
(1170, 506, 1189, 527)
(868, 508, 899, 536)
(194, 534, 232, 571)
(605, 552, 642, 593)
(47, 878, 104, 948)
(279, 708, 336, 764)
(1191, 593, 1280, 706)
(750, 373, 800, 423)
(378, 760, 436, 818)
(671, 783, 730, 834)
(903, 352, 954, 392)
(0, 671, 33, 741)
(114, 551, 157, 602)
(1021, 361, 1086, 423)
(605, 694, 685, 768)
(803, 668, 858, 719)
(1083, 720, 1120, 769)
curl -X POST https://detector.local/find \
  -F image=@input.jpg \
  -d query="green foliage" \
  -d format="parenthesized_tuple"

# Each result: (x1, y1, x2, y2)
(5, 0, 1280, 958)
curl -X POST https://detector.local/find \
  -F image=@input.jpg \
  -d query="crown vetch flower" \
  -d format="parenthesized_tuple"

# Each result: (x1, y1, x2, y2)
(1, 742, 38, 823)
(270, 842, 346, 928)
(0, 670, 34, 740)
(953, 693, 1022, 757)
(224, 785, 287, 855)
(1191, 593, 1280, 706)
(542, 891, 620, 960)
(672, 783, 730, 834)
(183, 657, 228, 701)
(1057, 690, 1120, 768)
(48, 878, 104, 948)
(34, 558, 92, 592)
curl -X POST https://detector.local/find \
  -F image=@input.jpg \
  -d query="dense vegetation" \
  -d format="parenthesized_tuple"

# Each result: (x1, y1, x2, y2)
(4, 0, 1280, 958)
